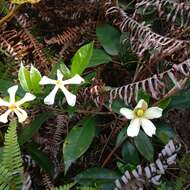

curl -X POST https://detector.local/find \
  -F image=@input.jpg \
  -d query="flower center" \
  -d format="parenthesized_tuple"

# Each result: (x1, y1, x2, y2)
(56, 80, 62, 87)
(135, 108, 144, 117)
(9, 104, 17, 111)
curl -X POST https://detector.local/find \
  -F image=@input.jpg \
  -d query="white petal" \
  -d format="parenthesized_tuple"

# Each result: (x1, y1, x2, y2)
(120, 108, 134, 119)
(127, 118, 140, 137)
(144, 107, 163, 119)
(63, 74, 84, 85)
(57, 70, 64, 81)
(0, 98, 9, 107)
(135, 99, 148, 110)
(8, 85, 18, 103)
(14, 108, 28, 123)
(44, 86, 59, 105)
(16, 93, 36, 106)
(39, 76, 56, 85)
(0, 110, 11, 123)
(141, 118, 156, 137)
(60, 86, 76, 107)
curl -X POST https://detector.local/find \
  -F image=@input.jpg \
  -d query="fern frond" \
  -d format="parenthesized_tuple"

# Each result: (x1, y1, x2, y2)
(114, 140, 181, 190)
(51, 183, 74, 190)
(79, 187, 100, 190)
(2, 120, 24, 190)
(135, 0, 190, 27)
(0, 165, 11, 190)
(104, 1, 190, 64)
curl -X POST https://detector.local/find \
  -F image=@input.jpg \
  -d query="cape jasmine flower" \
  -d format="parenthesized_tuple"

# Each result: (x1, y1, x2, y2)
(40, 70, 84, 106)
(120, 99, 163, 137)
(0, 85, 36, 123)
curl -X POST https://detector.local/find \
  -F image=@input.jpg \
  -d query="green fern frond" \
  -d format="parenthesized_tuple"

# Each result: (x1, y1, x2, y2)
(1, 120, 24, 190)
(0, 165, 12, 190)
(79, 187, 100, 190)
(52, 183, 75, 190)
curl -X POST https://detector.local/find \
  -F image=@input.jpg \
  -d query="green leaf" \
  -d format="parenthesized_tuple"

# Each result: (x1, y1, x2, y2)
(63, 117, 96, 173)
(156, 123, 175, 144)
(134, 130, 154, 161)
(116, 126, 128, 146)
(75, 168, 120, 186)
(30, 65, 42, 93)
(137, 90, 150, 104)
(158, 98, 171, 110)
(96, 24, 120, 56)
(60, 63, 71, 79)
(18, 112, 53, 146)
(0, 147, 3, 161)
(0, 80, 13, 93)
(71, 42, 94, 75)
(25, 142, 54, 176)
(122, 141, 140, 165)
(88, 49, 112, 68)
(18, 64, 32, 92)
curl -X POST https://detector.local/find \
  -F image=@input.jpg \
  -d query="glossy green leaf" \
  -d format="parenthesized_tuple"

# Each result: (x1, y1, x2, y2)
(134, 130, 154, 161)
(18, 64, 32, 92)
(25, 142, 54, 176)
(158, 98, 171, 110)
(156, 123, 175, 144)
(71, 42, 94, 75)
(88, 49, 112, 68)
(75, 167, 120, 186)
(122, 141, 140, 165)
(30, 65, 42, 93)
(63, 117, 96, 173)
(0, 79, 13, 93)
(137, 90, 150, 104)
(60, 63, 71, 79)
(96, 24, 120, 56)
(18, 112, 53, 146)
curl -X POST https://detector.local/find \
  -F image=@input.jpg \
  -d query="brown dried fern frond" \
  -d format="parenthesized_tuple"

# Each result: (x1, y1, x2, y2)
(135, 0, 190, 28)
(107, 58, 190, 107)
(104, 1, 190, 65)
(114, 139, 181, 190)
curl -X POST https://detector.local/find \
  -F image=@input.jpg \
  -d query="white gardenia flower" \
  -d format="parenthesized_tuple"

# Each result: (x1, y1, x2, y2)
(40, 70, 84, 106)
(120, 99, 163, 137)
(0, 85, 36, 123)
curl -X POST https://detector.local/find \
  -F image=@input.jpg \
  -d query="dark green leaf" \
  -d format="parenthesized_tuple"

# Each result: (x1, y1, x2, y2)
(156, 123, 175, 144)
(25, 143, 54, 176)
(137, 90, 150, 104)
(71, 42, 94, 75)
(116, 126, 128, 146)
(18, 112, 53, 146)
(134, 130, 154, 161)
(88, 49, 112, 68)
(96, 24, 121, 56)
(122, 141, 140, 165)
(60, 63, 71, 79)
(63, 117, 96, 173)
(75, 167, 120, 186)
(158, 98, 171, 110)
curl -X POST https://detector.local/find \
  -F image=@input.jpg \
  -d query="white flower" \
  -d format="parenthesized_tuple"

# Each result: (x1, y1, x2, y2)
(0, 85, 36, 123)
(39, 70, 84, 106)
(120, 99, 163, 137)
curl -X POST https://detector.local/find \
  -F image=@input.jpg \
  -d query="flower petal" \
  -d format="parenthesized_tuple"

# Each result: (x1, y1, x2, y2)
(57, 70, 64, 81)
(120, 108, 134, 119)
(0, 110, 11, 123)
(144, 107, 163, 119)
(135, 99, 148, 110)
(44, 86, 59, 105)
(60, 86, 76, 107)
(39, 76, 56, 85)
(16, 93, 36, 106)
(0, 98, 9, 107)
(14, 108, 28, 123)
(63, 74, 84, 85)
(141, 118, 156, 137)
(127, 118, 140, 137)
(8, 85, 18, 103)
